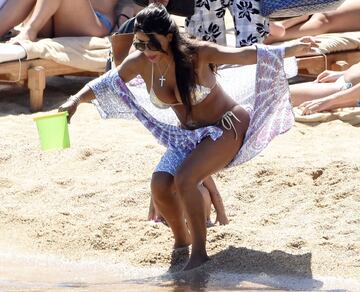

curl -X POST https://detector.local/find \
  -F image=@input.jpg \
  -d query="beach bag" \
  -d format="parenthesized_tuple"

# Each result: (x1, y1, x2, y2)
(134, 0, 195, 17)
(260, 0, 346, 17)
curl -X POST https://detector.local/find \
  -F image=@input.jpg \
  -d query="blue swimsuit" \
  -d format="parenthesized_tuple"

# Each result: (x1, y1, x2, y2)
(95, 11, 113, 33)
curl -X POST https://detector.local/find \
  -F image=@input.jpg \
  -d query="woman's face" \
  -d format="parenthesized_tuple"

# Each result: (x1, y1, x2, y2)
(134, 31, 171, 63)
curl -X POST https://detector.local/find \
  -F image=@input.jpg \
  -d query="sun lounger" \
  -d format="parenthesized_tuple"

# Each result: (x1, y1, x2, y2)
(0, 36, 111, 111)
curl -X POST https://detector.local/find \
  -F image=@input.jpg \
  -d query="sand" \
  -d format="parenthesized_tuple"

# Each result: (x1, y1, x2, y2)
(1, 75, 360, 290)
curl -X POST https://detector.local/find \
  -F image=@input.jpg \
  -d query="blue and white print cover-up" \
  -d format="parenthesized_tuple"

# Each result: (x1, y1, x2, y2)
(89, 45, 296, 175)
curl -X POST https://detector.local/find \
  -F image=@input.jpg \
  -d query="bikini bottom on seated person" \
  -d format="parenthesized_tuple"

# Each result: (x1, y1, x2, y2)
(95, 11, 113, 33)
(335, 75, 353, 91)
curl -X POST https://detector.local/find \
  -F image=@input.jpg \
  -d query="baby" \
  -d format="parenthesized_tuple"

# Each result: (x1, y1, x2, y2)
(148, 176, 229, 227)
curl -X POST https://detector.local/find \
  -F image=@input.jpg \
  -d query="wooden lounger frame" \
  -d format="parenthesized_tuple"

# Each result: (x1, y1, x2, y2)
(0, 59, 102, 112)
(297, 50, 360, 76)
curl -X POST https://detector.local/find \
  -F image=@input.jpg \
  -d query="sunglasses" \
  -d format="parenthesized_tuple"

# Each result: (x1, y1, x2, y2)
(133, 40, 160, 52)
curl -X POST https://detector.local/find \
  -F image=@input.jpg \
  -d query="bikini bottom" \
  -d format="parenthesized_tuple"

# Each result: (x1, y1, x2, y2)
(154, 111, 242, 176)
(95, 11, 113, 33)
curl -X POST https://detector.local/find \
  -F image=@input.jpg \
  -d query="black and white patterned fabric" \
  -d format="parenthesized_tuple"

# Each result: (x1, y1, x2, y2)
(185, 0, 269, 47)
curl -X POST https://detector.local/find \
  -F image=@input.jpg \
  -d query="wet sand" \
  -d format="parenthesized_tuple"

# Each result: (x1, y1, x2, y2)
(1, 250, 359, 291)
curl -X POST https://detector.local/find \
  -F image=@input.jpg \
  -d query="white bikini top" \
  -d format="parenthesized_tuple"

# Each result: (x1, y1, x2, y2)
(149, 63, 216, 109)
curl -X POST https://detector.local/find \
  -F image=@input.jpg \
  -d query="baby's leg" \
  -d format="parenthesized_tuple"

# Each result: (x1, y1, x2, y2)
(199, 183, 212, 225)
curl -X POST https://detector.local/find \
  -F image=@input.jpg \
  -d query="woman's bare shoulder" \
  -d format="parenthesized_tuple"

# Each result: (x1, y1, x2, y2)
(196, 41, 219, 63)
(122, 50, 146, 68)
(118, 50, 147, 81)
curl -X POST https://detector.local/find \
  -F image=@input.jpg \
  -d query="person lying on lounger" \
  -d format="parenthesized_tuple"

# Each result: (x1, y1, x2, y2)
(290, 62, 360, 114)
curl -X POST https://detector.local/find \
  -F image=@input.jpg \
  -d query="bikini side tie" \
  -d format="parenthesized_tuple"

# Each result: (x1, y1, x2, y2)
(221, 111, 241, 140)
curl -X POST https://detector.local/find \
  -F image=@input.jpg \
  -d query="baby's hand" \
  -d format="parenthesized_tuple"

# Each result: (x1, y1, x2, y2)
(215, 212, 229, 225)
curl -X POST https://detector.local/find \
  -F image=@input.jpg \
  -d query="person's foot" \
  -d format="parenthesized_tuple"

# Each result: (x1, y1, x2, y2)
(8, 27, 37, 44)
(182, 251, 210, 271)
(173, 239, 191, 250)
(269, 21, 286, 38)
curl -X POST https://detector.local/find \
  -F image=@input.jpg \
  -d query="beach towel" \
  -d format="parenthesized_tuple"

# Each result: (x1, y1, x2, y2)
(294, 107, 360, 126)
(88, 45, 295, 167)
(16, 36, 111, 72)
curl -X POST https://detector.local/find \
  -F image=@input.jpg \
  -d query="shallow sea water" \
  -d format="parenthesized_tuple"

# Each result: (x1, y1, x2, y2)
(1, 251, 359, 292)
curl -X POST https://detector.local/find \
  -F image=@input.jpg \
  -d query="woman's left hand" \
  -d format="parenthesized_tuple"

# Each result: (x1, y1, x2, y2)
(299, 96, 336, 115)
(285, 36, 320, 57)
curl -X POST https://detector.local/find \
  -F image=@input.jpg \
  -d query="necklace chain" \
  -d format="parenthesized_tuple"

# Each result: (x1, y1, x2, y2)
(156, 62, 170, 87)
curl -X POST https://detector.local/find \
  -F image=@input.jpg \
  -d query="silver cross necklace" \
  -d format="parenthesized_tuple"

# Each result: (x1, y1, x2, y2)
(156, 62, 170, 87)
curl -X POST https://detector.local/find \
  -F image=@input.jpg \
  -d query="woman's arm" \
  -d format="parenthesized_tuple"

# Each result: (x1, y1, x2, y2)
(199, 37, 318, 66)
(58, 51, 141, 121)
(300, 82, 360, 115)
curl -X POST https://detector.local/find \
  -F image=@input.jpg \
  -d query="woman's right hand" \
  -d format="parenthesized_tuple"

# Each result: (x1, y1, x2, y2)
(58, 96, 79, 123)
(315, 70, 344, 83)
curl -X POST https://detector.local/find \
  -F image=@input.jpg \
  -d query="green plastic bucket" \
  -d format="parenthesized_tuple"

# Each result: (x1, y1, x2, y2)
(34, 111, 70, 151)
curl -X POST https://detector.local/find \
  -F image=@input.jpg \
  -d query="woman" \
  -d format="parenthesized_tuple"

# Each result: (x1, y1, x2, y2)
(59, 4, 316, 270)
(0, 0, 119, 43)
(265, 0, 360, 44)
(291, 62, 360, 114)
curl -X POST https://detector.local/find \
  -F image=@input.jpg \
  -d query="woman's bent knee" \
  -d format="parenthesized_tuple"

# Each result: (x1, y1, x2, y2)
(151, 172, 174, 201)
(174, 169, 198, 195)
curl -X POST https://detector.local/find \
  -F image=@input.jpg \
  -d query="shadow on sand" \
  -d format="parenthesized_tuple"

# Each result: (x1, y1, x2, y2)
(123, 246, 348, 291)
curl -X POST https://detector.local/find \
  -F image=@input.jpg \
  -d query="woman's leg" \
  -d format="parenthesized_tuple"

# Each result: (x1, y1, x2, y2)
(265, 0, 360, 44)
(11, 0, 113, 42)
(290, 82, 341, 106)
(174, 105, 250, 270)
(185, 0, 227, 45)
(229, 0, 269, 46)
(0, 0, 35, 37)
(52, 0, 116, 37)
(151, 172, 191, 249)
(268, 15, 310, 38)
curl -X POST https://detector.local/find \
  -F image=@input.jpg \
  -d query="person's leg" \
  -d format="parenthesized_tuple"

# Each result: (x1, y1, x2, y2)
(265, 0, 360, 43)
(229, 0, 269, 46)
(174, 105, 250, 270)
(52, 0, 116, 37)
(185, 0, 227, 45)
(0, 0, 35, 37)
(151, 172, 191, 249)
(199, 183, 212, 224)
(290, 82, 342, 106)
(11, 0, 114, 42)
(268, 15, 310, 39)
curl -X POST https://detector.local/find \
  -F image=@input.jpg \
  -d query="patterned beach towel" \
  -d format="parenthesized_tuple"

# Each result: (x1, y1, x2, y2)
(89, 45, 295, 167)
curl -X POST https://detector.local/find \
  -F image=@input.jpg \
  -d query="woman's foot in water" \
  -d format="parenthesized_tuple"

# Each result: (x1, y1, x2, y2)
(182, 250, 210, 271)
